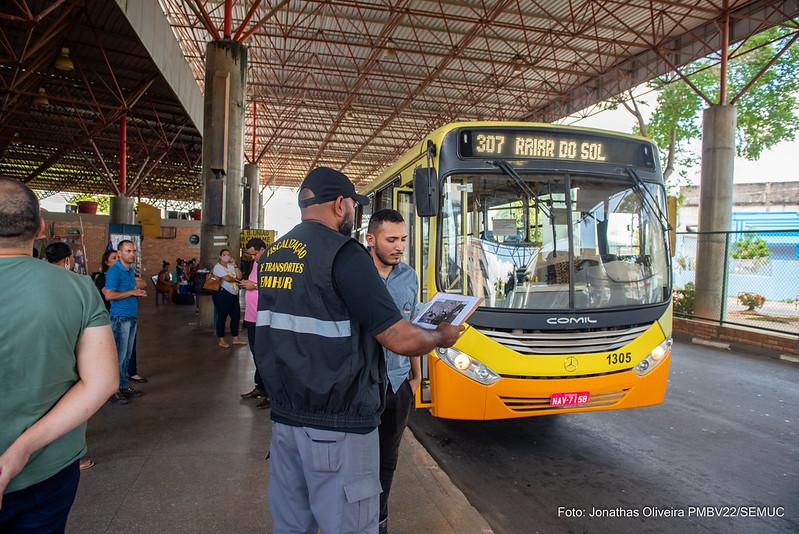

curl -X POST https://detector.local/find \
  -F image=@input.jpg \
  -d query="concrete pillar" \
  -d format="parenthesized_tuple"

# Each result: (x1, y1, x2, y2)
(199, 39, 247, 328)
(110, 195, 135, 225)
(244, 163, 260, 228)
(694, 104, 736, 321)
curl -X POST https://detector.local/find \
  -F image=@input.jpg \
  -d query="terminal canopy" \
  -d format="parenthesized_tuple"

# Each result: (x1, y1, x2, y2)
(0, 1, 203, 200)
(160, 0, 797, 188)
(0, 1, 796, 200)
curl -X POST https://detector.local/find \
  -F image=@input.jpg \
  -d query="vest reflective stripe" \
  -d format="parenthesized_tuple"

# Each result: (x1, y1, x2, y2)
(256, 310, 351, 338)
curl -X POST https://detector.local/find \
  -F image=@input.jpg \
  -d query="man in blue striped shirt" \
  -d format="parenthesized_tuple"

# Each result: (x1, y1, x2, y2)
(367, 209, 421, 534)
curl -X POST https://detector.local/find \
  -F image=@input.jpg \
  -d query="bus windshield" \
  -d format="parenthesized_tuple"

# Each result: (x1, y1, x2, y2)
(439, 173, 670, 310)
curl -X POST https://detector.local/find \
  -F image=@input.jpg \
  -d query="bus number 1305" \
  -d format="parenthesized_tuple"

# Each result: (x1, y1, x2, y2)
(607, 352, 632, 365)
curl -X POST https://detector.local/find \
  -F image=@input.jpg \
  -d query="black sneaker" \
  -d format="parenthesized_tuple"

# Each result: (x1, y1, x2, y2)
(119, 386, 143, 398)
(109, 392, 130, 404)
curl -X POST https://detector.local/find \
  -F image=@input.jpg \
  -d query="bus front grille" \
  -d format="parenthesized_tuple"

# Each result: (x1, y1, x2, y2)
(499, 389, 630, 413)
(474, 324, 650, 355)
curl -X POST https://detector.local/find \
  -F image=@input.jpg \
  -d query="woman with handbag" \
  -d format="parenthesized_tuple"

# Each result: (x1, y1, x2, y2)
(211, 248, 246, 348)
(156, 261, 176, 304)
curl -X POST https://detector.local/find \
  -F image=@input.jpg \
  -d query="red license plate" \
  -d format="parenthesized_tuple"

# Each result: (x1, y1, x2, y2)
(550, 391, 590, 407)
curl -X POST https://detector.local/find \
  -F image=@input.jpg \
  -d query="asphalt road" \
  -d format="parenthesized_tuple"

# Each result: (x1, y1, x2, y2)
(409, 341, 799, 534)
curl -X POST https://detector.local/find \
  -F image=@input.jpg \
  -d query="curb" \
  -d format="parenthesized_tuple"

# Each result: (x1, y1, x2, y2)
(691, 337, 730, 350)
(403, 431, 495, 533)
(675, 332, 799, 364)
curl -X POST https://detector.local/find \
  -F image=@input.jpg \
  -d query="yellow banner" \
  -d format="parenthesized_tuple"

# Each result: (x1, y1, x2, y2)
(240, 228, 276, 248)
(137, 202, 161, 238)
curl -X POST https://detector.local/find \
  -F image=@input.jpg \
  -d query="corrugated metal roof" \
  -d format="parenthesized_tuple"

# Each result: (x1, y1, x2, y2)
(159, 0, 797, 189)
(1, 1, 795, 201)
(0, 0, 203, 200)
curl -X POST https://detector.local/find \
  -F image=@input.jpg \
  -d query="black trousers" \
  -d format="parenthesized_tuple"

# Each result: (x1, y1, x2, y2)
(0, 460, 79, 533)
(212, 289, 240, 338)
(245, 321, 266, 394)
(377, 379, 414, 522)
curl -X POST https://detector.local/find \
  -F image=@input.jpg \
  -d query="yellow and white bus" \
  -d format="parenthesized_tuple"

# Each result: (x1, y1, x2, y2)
(358, 122, 673, 420)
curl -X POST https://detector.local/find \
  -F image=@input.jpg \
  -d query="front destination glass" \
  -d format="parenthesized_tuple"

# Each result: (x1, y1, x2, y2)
(439, 173, 669, 310)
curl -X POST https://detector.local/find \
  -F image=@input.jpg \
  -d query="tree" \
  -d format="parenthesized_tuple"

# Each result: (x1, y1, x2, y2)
(66, 193, 111, 214)
(731, 235, 770, 260)
(614, 27, 799, 183)
(603, 88, 649, 137)
(646, 71, 711, 181)
(732, 29, 799, 160)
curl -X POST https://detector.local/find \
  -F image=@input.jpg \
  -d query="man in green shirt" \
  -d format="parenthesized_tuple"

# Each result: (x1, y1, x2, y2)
(0, 177, 119, 532)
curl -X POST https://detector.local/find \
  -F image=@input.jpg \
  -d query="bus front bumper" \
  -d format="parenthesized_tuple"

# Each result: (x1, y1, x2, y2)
(427, 354, 671, 420)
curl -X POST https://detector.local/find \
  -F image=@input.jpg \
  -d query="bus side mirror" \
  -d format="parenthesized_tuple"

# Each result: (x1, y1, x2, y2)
(413, 166, 439, 217)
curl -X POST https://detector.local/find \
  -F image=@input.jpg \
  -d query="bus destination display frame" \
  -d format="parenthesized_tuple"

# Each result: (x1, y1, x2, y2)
(458, 128, 655, 168)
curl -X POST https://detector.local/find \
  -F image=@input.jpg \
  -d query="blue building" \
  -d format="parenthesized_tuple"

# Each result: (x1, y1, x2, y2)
(732, 211, 799, 260)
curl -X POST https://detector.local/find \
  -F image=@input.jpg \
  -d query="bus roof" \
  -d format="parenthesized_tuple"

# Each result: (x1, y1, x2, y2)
(362, 121, 654, 194)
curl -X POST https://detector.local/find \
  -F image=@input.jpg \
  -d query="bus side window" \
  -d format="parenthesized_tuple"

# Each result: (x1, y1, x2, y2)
(395, 190, 416, 271)
(354, 194, 374, 246)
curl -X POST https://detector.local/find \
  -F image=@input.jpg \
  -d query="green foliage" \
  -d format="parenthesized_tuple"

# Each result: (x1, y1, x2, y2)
(732, 29, 799, 160)
(731, 235, 770, 259)
(737, 292, 766, 311)
(644, 27, 799, 182)
(66, 193, 111, 215)
(674, 255, 695, 271)
(673, 282, 695, 316)
(648, 73, 708, 166)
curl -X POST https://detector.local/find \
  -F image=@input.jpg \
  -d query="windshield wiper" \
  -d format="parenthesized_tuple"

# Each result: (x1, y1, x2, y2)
(487, 160, 550, 218)
(626, 167, 671, 233)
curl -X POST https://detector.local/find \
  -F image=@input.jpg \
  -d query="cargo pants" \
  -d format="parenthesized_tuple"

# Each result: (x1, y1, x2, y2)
(269, 422, 381, 534)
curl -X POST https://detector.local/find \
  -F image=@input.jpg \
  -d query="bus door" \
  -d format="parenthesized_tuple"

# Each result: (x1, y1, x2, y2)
(392, 187, 432, 408)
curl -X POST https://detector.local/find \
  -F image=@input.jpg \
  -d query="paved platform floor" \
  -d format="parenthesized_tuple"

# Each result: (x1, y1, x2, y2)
(67, 299, 492, 533)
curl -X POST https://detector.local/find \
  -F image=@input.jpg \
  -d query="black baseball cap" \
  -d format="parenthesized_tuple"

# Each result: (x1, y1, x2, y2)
(245, 238, 266, 250)
(298, 167, 370, 208)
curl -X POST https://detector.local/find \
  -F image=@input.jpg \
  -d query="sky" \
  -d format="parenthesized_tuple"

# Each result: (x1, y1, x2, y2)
(39, 88, 799, 238)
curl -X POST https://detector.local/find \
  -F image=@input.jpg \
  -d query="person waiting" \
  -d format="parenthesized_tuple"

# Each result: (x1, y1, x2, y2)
(173, 258, 186, 283)
(92, 249, 118, 311)
(212, 248, 246, 348)
(44, 241, 74, 270)
(0, 177, 118, 531)
(156, 261, 176, 304)
(185, 258, 199, 294)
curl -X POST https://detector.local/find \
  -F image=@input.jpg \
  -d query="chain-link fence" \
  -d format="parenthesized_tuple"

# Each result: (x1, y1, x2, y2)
(673, 229, 799, 335)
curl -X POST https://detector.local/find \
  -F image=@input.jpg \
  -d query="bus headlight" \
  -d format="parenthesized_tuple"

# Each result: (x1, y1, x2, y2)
(436, 348, 500, 385)
(633, 338, 672, 376)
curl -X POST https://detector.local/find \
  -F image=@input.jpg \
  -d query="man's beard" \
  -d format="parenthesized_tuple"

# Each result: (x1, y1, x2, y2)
(338, 213, 354, 236)
(375, 247, 400, 267)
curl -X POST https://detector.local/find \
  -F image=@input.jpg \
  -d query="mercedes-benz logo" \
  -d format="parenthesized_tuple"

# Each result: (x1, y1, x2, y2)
(564, 357, 579, 373)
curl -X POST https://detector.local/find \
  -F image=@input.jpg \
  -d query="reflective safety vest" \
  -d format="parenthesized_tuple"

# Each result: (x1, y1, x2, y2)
(254, 220, 386, 431)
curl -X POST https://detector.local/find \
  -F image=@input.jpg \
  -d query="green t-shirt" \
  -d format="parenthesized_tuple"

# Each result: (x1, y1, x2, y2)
(0, 256, 109, 493)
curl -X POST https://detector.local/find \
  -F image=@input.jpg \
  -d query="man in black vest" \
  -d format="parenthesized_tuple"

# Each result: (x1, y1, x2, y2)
(255, 167, 462, 534)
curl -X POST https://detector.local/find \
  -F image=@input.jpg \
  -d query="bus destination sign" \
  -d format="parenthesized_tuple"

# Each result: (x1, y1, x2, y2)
(458, 129, 653, 168)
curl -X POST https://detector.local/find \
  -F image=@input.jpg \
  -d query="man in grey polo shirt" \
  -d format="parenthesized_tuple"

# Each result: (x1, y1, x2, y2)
(366, 209, 421, 534)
